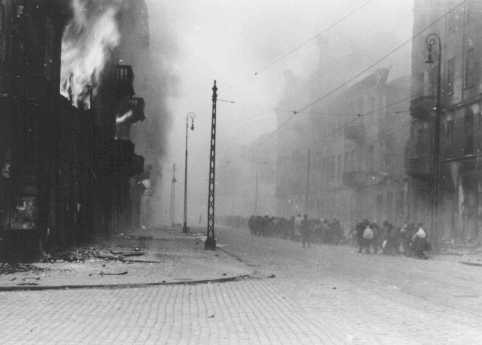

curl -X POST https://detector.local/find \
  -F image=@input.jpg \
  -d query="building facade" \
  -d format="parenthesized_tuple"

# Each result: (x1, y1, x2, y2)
(407, 0, 482, 245)
(0, 0, 151, 258)
(275, 68, 410, 232)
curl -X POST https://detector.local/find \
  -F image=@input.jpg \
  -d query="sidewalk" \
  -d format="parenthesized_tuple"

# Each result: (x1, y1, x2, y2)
(0, 227, 252, 290)
(436, 243, 482, 267)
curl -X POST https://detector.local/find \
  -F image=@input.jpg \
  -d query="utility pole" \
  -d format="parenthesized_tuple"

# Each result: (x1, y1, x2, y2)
(254, 169, 259, 215)
(426, 33, 442, 249)
(205, 81, 217, 250)
(169, 164, 177, 227)
(304, 149, 312, 215)
(183, 113, 195, 233)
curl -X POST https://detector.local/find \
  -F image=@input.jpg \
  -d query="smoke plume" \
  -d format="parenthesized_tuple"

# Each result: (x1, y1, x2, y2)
(60, 0, 123, 108)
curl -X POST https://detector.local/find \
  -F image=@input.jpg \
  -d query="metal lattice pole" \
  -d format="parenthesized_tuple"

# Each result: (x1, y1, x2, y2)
(205, 81, 218, 250)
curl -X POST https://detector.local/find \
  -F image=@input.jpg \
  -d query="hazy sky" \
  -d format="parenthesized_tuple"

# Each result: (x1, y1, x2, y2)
(146, 0, 414, 222)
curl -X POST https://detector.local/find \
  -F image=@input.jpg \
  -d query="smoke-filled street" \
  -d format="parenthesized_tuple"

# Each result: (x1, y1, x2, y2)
(3, 0, 482, 343)
(1, 227, 482, 345)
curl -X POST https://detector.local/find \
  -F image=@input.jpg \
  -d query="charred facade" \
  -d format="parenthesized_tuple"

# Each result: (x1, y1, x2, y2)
(407, 0, 482, 245)
(0, 0, 151, 259)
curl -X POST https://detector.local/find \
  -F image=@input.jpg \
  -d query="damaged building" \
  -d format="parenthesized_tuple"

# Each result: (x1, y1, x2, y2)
(0, 0, 155, 259)
(407, 0, 482, 245)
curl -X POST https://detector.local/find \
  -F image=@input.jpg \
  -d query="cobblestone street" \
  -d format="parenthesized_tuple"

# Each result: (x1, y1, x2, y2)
(2, 226, 482, 344)
(0, 279, 362, 345)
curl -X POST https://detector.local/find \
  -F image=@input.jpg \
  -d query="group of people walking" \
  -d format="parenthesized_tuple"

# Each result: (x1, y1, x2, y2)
(248, 214, 345, 246)
(353, 220, 431, 259)
(248, 214, 432, 259)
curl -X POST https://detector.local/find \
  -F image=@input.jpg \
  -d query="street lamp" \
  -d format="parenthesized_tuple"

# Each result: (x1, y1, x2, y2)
(183, 112, 196, 233)
(425, 33, 442, 249)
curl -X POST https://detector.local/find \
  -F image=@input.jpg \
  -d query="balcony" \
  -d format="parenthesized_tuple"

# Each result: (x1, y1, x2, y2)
(344, 120, 365, 144)
(343, 170, 388, 189)
(115, 65, 135, 98)
(405, 124, 433, 177)
(130, 154, 145, 177)
(410, 96, 435, 121)
(129, 97, 146, 122)
(107, 139, 134, 174)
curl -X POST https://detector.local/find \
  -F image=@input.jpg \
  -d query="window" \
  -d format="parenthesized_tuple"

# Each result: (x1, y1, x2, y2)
(465, 111, 474, 155)
(416, 128, 425, 154)
(446, 119, 455, 145)
(447, 58, 455, 95)
(465, 3, 471, 24)
(0, 4, 5, 63)
(428, 65, 438, 93)
(448, 8, 463, 33)
(0, 5, 4, 33)
(384, 155, 392, 172)
(465, 47, 476, 89)
(414, 72, 424, 96)
(368, 145, 375, 169)
(387, 192, 393, 221)
(369, 96, 376, 114)
(331, 157, 335, 180)
(44, 18, 56, 80)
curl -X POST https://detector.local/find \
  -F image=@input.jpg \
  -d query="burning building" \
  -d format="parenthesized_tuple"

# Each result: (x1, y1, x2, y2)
(0, 0, 156, 259)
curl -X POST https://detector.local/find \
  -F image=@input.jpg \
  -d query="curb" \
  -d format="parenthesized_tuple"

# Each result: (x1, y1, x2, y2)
(217, 247, 247, 264)
(0, 274, 252, 293)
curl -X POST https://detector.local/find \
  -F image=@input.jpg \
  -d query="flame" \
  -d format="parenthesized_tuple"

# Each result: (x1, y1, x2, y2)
(116, 109, 134, 125)
(61, 0, 123, 108)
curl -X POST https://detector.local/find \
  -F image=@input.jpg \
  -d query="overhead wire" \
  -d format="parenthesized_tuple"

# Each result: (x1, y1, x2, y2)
(253, 0, 374, 76)
(292, 0, 466, 115)
(224, 1, 466, 157)
(246, 0, 465, 145)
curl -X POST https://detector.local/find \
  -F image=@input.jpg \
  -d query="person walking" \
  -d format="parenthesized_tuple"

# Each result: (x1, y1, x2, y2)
(301, 214, 311, 248)
(294, 214, 303, 241)
(411, 223, 430, 259)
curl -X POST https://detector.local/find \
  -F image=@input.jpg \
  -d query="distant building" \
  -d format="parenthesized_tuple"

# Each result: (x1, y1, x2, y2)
(217, 133, 277, 219)
(275, 68, 410, 231)
(407, 0, 482, 244)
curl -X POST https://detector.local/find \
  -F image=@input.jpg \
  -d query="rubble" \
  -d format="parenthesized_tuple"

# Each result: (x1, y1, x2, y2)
(110, 249, 144, 257)
(42, 246, 147, 264)
(0, 263, 46, 275)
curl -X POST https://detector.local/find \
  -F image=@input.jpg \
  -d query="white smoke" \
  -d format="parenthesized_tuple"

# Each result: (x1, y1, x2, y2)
(60, 0, 123, 108)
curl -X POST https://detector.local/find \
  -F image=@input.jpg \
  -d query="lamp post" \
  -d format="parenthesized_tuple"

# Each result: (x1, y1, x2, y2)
(183, 112, 196, 233)
(425, 33, 442, 249)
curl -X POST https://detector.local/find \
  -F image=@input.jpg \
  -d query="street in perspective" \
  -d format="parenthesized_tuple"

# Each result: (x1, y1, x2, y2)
(0, 0, 482, 344)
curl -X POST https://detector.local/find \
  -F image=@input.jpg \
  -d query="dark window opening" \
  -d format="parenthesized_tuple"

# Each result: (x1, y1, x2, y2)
(465, 111, 474, 155)
(465, 47, 476, 89)
(447, 58, 455, 95)
(446, 119, 455, 145)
